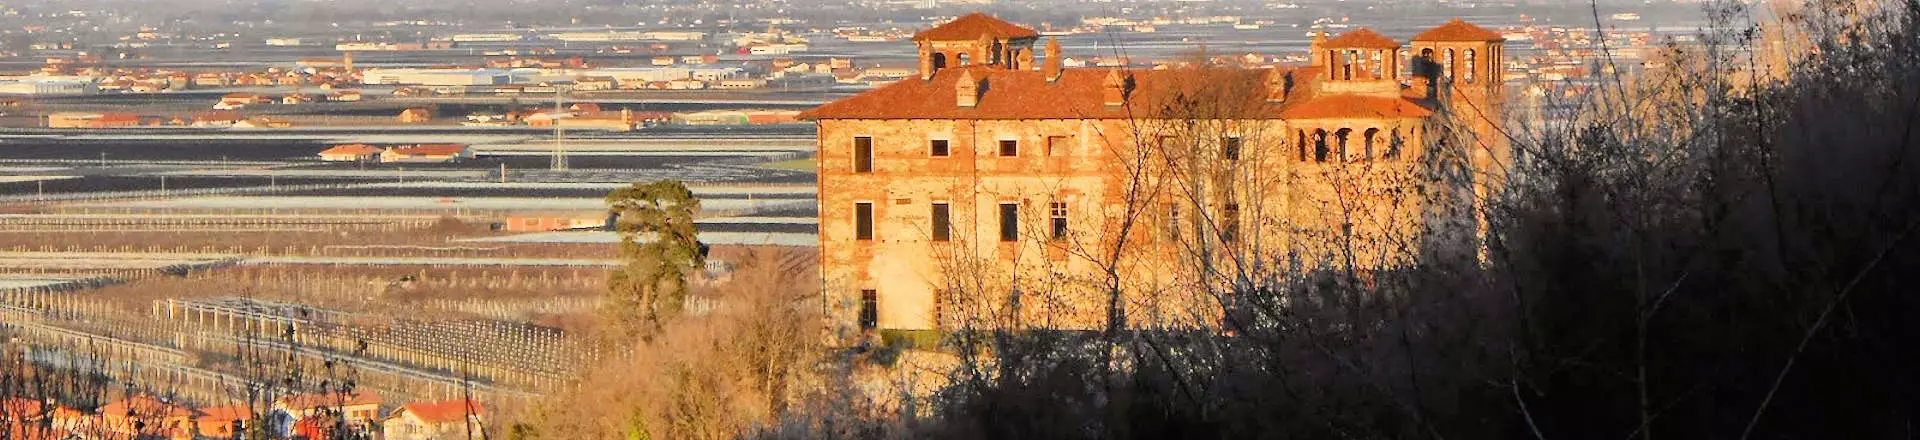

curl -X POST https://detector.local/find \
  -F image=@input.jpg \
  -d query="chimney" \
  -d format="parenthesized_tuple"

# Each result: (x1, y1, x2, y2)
(956, 70, 981, 107)
(1102, 70, 1130, 107)
(1044, 37, 1063, 82)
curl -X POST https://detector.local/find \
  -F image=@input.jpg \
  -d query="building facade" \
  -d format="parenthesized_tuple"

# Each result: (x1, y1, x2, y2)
(803, 14, 1510, 334)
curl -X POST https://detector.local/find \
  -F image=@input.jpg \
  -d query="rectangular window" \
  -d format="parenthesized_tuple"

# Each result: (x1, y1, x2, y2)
(1046, 135, 1068, 156)
(999, 203, 1019, 242)
(1223, 203, 1241, 244)
(930, 139, 950, 157)
(853, 136, 873, 173)
(859, 289, 877, 330)
(999, 139, 1019, 157)
(1222, 137, 1242, 161)
(854, 202, 874, 240)
(931, 203, 951, 242)
(1049, 202, 1068, 240)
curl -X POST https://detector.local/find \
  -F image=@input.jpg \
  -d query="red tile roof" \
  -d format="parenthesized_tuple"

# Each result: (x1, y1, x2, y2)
(2, 398, 45, 420)
(396, 399, 484, 425)
(319, 144, 384, 155)
(195, 406, 253, 423)
(912, 13, 1039, 41)
(1324, 28, 1400, 49)
(1413, 18, 1505, 42)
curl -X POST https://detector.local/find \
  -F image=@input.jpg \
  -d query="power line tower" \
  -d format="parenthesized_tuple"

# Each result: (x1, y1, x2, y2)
(551, 85, 570, 171)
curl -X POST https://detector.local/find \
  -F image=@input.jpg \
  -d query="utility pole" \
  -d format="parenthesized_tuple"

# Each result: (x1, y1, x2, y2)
(551, 85, 569, 171)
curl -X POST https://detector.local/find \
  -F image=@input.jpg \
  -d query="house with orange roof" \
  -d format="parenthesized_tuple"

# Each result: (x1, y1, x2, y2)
(381, 399, 485, 440)
(97, 395, 197, 440)
(380, 144, 471, 163)
(215, 92, 271, 110)
(318, 144, 385, 162)
(271, 390, 381, 437)
(194, 406, 253, 438)
(801, 14, 1511, 333)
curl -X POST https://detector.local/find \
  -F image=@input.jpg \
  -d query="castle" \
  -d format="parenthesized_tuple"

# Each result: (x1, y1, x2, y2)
(801, 14, 1510, 333)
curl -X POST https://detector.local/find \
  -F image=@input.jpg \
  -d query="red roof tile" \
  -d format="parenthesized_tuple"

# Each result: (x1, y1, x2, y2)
(1413, 18, 1505, 42)
(912, 13, 1039, 41)
(396, 399, 484, 425)
(1324, 28, 1400, 49)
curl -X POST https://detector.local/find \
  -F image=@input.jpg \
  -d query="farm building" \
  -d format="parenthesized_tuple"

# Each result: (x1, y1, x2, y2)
(190, 111, 243, 127)
(361, 68, 509, 86)
(215, 93, 270, 110)
(46, 112, 141, 128)
(273, 391, 382, 438)
(381, 144, 471, 163)
(232, 117, 293, 128)
(397, 107, 435, 124)
(502, 211, 610, 232)
(382, 399, 485, 440)
(318, 144, 384, 161)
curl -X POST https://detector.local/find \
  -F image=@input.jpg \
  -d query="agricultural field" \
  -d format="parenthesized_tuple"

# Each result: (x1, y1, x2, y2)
(0, 117, 819, 409)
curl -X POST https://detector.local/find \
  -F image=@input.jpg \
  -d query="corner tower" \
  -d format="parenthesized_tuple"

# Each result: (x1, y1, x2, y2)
(1317, 28, 1404, 97)
(1410, 18, 1507, 115)
(913, 13, 1041, 79)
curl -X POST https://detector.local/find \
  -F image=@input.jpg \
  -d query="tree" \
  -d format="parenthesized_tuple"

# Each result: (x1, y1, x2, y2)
(604, 180, 707, 341)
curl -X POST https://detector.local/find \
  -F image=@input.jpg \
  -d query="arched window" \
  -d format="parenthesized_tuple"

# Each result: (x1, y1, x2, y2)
(931, 53, 947, 70)
(1370, 50, 1384, 78)
(1363, 128, 1380, 160)
(1313, 129, 1330, 162)
(1398, 49, 1411, 78)
(1341, 51, 1354, 80)
(1466, 49, 1478, 83)
(1327, 50, 1337, 79)
(957, 53, 971, 66)
(1444, 49, 1456, 79)
(1334, 128, 1352, 162)
(991, 41, 1003, 65)
(1297, 130, 1308, 162)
